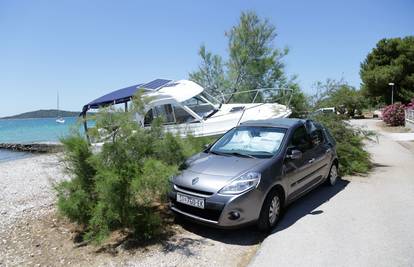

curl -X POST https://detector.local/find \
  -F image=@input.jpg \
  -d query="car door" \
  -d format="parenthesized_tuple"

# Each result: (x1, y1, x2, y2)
(283, 124, 315, 197)
(308, 126, 331, 181)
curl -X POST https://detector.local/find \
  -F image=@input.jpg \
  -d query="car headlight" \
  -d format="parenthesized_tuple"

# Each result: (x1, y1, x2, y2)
(219, 172, 261, 195)
(168, 175, 176, 186)
(169, 175, 174, 182)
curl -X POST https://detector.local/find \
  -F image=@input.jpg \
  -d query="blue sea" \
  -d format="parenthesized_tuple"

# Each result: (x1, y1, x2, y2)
(0, 117, 82, 162)
(0, 149, 32, 162)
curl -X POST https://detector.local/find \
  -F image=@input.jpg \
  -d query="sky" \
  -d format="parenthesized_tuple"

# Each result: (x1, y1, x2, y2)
(1, 0, 413, 117)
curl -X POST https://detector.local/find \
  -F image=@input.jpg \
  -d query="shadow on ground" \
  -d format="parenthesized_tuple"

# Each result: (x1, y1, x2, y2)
(176, 217, 266, 246)
(91, 178, 349, 256)
(372, 162, 390, 168)
(272, 178, 349, 234)
(175, 178, 350, 244)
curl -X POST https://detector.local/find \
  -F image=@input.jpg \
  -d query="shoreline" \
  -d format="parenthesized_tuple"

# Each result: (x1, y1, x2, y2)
(0, 142, 63, 153)
(0, 149, 33, 163)
(0, 116, 78, 121)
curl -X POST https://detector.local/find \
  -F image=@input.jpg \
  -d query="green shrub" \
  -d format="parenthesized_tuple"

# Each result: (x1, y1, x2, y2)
(56, 135, 96, 225)
(56, 94, 217, 244)
(311, 114, 372, 175)
(180, 134, 218, 158)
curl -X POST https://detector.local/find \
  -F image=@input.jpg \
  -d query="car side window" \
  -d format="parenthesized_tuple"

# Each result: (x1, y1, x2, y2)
(323, 128, 336, 146)
(290, 125, 312, 152)
(310, 128, 324, 146)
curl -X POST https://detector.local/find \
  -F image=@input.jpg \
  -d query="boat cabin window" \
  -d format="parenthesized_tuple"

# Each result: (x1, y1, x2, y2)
(172, 104, 197, 123)
(182, 96, 216, 118)
(144, 104, 198, 126)
(155, 104, 175, 124)
(144, 109, 154, 126)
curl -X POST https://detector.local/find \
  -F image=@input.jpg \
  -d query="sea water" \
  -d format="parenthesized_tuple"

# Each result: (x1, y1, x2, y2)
(0, 117, 81, 143)
(0, 149, 32, 162)
(0, 117, 81, 162)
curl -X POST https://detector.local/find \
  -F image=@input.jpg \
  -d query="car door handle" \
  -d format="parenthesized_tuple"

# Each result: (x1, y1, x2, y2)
(308, 158, 315, 164)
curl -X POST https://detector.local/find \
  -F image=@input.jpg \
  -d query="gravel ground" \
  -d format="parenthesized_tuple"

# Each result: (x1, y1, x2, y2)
(0, 154, 68, 231)
(0, 154, 260, 267)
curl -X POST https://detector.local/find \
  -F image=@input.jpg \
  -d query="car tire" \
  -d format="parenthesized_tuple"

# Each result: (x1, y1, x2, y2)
(326, 163, 338, 186)
(257, 189, 282, 232)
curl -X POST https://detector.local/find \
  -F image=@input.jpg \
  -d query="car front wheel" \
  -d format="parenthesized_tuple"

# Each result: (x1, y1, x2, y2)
(257, 189, 282, 231)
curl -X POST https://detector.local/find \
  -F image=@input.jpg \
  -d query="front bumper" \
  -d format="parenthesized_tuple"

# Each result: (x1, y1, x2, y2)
(169, 184, 264, 228)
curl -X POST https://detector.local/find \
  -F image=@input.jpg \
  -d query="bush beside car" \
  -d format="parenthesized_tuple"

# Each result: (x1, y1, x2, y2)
(56, 98, 212, 244)
(311, 114, 372, 175)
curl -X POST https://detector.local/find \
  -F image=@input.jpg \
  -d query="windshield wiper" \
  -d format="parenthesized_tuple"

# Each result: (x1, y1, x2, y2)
(252, 151, 274, 155)
(228, 152, 257, 159)
(209, 150, 230, 157)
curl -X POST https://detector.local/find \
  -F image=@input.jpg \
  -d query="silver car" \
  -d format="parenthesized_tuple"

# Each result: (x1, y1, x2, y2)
(169, 118, 338, 231)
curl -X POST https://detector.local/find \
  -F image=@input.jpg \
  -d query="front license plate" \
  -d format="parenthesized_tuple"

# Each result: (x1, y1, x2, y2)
(176, 192, 205, 209)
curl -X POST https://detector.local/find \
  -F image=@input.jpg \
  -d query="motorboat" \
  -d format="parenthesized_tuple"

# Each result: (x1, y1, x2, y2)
(81, 79, 292, 139)
(56, 117, 65, 124)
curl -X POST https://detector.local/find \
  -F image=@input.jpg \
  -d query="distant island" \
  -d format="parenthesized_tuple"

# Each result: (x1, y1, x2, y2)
(1, 109, 80, 119)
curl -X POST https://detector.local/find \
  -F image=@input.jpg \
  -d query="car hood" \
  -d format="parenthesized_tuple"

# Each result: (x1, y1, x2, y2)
(173, 152, 265, 193)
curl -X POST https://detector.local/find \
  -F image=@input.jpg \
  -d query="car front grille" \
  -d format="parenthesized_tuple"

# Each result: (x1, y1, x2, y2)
(170, 199, 223, 222)
(174, 185, 214, 196)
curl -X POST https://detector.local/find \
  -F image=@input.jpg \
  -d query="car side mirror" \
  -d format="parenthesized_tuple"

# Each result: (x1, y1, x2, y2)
(287, 149, 302, 160)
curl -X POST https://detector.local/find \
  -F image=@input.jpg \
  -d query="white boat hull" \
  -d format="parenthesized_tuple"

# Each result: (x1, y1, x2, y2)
(56, 118, 65, 124)
(162, 103, 291, 137)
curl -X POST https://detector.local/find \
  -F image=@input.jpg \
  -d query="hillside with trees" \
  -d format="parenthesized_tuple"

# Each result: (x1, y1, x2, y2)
(1, 109, 80, 119)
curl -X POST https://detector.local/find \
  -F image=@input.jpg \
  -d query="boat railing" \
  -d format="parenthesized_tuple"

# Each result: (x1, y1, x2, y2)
(212, 87, 294, 107)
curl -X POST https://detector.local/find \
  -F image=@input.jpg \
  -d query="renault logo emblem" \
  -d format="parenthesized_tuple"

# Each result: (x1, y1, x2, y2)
(192, 177, 199, 185)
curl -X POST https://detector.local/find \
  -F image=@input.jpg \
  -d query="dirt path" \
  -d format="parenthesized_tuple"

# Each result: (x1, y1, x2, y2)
(249, 119, 414, 267)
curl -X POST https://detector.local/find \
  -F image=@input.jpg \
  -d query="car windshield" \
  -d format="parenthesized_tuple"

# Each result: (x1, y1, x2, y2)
(210, 126, 287, 158)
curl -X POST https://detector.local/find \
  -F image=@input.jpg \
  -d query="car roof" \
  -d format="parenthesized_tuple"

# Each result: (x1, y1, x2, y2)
(240, 118, 306, 128)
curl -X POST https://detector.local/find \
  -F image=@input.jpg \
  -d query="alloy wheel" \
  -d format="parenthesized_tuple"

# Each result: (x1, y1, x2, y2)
(330, 165, 338, 185)
(268, 195, 280, 225)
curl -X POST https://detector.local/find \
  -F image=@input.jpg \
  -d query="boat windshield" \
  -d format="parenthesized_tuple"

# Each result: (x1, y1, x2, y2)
(210, 126, 287, 158)
(182, 95, 217, 118)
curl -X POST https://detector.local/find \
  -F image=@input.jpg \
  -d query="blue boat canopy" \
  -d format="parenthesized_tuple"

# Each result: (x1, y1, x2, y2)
(81, 79, 172, 114)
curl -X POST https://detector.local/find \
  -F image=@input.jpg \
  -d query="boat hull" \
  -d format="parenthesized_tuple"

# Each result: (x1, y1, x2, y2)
(162, 103, 291, 137)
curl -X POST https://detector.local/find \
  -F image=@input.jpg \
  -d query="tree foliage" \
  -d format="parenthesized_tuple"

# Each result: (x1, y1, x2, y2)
(360, 36, 414, 105)
(189, 11, 304, 108)
(313, 79, 367, 117)
(312, 114, 372, 175)
(188, 45, 230, 98)
(56, 93, 212, 244)
(274, 81, 310, 117)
